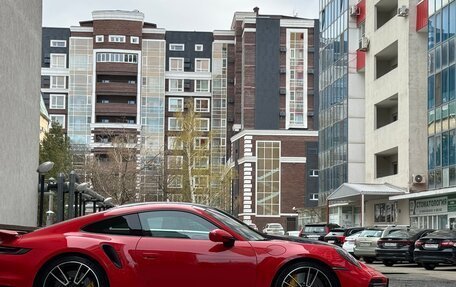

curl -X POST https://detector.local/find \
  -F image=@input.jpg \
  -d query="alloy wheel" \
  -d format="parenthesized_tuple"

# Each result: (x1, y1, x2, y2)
(43, 261, 100, 287)
(281, 266, 333, 287)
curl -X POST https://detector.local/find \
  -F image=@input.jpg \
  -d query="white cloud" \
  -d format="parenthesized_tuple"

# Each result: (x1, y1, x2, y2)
(43, 0, 319, 30)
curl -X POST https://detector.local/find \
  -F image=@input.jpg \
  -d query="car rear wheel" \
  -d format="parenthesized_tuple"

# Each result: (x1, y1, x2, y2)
(363, 257, 374, 264)
(275, 261, 339, 287)
(423, 263, 437, 270)
(383, 260, 395, 267)
(35, 255, 109, 287)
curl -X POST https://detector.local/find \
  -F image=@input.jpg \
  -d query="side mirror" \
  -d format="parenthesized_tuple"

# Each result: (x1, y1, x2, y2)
(209, 229, 235, 246)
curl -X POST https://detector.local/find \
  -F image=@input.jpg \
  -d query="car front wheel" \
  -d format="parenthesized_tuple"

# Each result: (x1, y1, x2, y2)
(274, 261, 339, 287)
(35, 255, 109, 287)
(423, 263, 437, 270)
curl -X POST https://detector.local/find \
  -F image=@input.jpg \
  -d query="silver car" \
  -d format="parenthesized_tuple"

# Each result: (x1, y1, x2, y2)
(262, 223, 285, 235)
(354, 226, 409, 263)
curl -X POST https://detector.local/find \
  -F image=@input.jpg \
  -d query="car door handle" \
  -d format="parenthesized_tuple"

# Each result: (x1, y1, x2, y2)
(142, 252, 160, 260)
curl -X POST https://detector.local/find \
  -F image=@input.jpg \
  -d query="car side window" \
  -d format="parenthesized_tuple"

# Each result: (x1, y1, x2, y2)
(139, 211, 218, 240)
(82, 214, 142, 236)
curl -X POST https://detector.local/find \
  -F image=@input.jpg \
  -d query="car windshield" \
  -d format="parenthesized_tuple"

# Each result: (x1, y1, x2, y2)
(304, 226, 325, 233)
(359, 229, 382, 237)
(424, 230, 456, 239)
(204, 208, 266, 241)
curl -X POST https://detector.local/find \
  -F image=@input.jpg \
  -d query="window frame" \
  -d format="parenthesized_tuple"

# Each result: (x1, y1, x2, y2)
(49, 94, 66, 109)
(194, 137, 209, 150)
(50, 53, 67, 69)
(50, 40, 67, 47)
(195, 118, 210, 131)
(168, 97, 184, 112)
(193, 175, 209, 188)
(167, 175, 183, 188)
(194, 98, 210, 112)
(169, 57, 184, 72)
(168, 117, 183, 131)
(95, 35, 104, 43)
(49, 114, 66, 128)
(167, 155, 183, 169)
(195, 80, 210, 92)
(193, 156, 209, 169)
(109, 35, 126, 43)
(169, 43, 185, 51)
(195, 58, 210, 72)
(130, 36, 140, 44)
(50, 76, 66, 89)
(168, 136, 183, 150)
(195, 44, 204, 52)
(169, 79, 184, 92)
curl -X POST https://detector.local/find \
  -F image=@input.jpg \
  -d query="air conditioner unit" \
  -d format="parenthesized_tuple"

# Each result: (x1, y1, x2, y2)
(397, 6, 409, 17)
(359, 36, 369, 51)
(412, 174, 426, 184)
(350, 5, 360, 17)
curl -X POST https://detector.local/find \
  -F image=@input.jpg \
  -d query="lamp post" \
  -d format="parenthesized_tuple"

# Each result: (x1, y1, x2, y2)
(37, 161, 54, 227)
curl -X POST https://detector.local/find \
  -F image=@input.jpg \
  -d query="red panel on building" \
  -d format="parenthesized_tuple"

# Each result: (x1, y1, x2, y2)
(356, 50, 366, 72)
(357, 0, 366, 26)
(416, 0, 429, 32)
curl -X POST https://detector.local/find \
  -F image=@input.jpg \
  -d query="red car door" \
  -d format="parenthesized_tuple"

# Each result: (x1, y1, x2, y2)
(134, 210, 257, 287)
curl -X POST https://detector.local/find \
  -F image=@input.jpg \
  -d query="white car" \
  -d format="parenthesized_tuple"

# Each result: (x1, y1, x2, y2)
(342, 231, 362, 255)
(262, 223, 285, 235)
(286, 230, 301, 237)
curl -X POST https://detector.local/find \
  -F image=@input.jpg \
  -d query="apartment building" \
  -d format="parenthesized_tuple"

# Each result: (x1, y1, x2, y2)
(321, 0, 428, 227)
(390, 0, 456, 230)
(41, 28, 71, 131)
(228, 9, 320, 231)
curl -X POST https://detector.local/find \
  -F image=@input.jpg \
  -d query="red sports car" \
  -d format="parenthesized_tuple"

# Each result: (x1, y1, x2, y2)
(0, 203, 388, 287)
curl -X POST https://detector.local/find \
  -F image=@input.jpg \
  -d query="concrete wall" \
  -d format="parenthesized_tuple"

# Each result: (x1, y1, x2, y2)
(364, 0, 428, 189)
(0, 0, 42, 226)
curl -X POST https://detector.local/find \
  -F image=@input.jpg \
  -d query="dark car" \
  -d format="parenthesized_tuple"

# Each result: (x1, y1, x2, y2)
(414, 229, 456, 270)
(324, 227, 366, 246)
(299, 223, 340, 241)
(376, 229, 435, 266)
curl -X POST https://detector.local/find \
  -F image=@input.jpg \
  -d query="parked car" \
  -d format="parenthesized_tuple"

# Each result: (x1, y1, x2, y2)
(342, 231, 364, 258)
(262, 223, 285, 235)
(299, 223, 340, 241)
(376, 229, 435, 266)
(324, 227, 365, 246)
(355, 225, 409, 263)
(0, 202, 388, 287)
(286, 230, 301, 237)
(414, 229, 456, 270)
(247, 223, 258, 231)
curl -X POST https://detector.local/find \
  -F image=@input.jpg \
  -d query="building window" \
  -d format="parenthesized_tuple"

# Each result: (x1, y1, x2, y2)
(50, 94, 65, 109)
(169, 79, 184, 92)
(95, 35, 104, 43)
(195, 118, 210, 131)
(130, 36, 139, 44)
(50, 40, 66, 47)
(194, 98, 210, 112)
(50, 54, 66, 68)
(109, 35, 126, 43)
(195, 59, 210, 72)
(168, 117, 183, 131)
(194, 137, 209, 150)
(169, 58, 184, 71)
(256, 141, 280, 216)
(168, 97, 184, 112)
(50, 76, 66, 89)
(213, 99, 226, 109)
(167, 156, 183, 169)
(310, 193, 319, 201)
(96, 53, 137, 63)
(195, 80, 210, 92)
(169, 44, 185, 51)
(193, 176, 208, 188)
(194, 157, 209, 169)
(212, 118, 226, 129)
(50, 114, 66, 128)
(212, 137, 226, 147)
(309, 169, 319, 177)
(168, 137, 183, 150)
(195, 44, 204, 51)
(168, 175, 182, 188)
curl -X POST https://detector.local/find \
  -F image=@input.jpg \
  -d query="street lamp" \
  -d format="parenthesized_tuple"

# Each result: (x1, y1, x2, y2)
(37, 161, 54, 227)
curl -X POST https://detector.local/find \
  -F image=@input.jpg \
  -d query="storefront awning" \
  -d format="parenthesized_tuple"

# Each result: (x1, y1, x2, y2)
(327, 183, 407, 201)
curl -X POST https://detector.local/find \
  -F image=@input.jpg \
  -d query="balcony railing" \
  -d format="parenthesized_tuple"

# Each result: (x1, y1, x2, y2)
(95, 103, 137, 117)
(96, 82, 137, 96)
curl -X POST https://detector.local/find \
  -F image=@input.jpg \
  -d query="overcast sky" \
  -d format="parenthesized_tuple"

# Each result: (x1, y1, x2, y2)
(43, 0, 320, 31)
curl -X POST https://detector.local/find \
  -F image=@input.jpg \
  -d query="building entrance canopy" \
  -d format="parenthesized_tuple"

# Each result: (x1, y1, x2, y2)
(327, 183, 406, 226)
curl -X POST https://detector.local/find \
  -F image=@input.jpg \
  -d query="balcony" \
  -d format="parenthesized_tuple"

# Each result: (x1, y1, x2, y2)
(95, 103, 137, 117)
(96, 82, 137, 96)
(91, 122, 140, 131)
(96, 62, 138, 76)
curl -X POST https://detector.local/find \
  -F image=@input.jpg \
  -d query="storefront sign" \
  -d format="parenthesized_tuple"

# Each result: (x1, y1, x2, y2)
(448, 195, 456, 213)
(410, 197, 447, 215)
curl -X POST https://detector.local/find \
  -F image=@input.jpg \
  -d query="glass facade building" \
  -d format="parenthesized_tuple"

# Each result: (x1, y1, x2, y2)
(318, 0, 349, 196)
(427, 0, 456, 189)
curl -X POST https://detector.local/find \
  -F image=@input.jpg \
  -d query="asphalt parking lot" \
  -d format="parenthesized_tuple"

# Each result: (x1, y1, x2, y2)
(367, 263, 456, 287)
